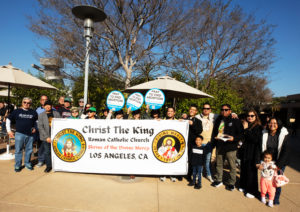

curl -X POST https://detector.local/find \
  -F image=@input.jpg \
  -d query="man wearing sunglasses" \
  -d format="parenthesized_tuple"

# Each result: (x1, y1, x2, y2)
(195, 103, 219, 183)
(6, 97, 38, 172)
(211, 104, 243, 191)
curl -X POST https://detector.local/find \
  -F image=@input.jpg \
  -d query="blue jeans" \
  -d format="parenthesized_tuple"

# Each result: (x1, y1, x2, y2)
(202, 142, 212, 177)
(274, 166, 286, 204)
(43, 141, 52, 168)
(14, 132, 34, 168)
(192, 165, 203, 185)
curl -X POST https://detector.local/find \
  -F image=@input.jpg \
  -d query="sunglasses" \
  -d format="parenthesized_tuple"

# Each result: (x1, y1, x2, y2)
(221, 109, 230, 111)
(247, 115, 255, 118)
(23, 101, 31, 105)
(203, 108, 211, 110)
(88, 111, 95, 113)
(79, 101, 84, 103)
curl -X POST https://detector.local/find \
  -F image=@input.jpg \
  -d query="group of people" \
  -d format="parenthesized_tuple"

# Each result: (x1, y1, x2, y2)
(1, 95, 290, 208)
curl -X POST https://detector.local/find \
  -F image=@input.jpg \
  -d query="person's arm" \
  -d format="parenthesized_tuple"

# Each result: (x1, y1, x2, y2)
(106, 110, 113, 120)
(6, 118, 14, 137)
(277, 134, 290, 169)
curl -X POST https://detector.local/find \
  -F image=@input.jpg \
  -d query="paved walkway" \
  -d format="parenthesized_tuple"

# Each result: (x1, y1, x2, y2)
(0, 137, 299, 212)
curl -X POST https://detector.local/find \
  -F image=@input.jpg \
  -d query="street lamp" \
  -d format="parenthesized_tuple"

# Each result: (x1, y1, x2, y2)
(72, 5, 107, 106)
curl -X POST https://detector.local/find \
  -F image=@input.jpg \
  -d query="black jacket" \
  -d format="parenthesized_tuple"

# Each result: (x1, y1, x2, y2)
(188, 116, 203, 148)
(242, 124, 262, 164)
(191, 145, 205, 166)
(212, 115, 243, 153)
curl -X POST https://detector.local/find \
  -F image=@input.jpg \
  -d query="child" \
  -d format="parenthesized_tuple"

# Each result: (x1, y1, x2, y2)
(188, 135, 205, 189)
(257, 150, 277, 207)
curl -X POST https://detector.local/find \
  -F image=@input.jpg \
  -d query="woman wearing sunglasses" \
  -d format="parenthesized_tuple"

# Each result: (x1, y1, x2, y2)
(239, 109, 262, 198)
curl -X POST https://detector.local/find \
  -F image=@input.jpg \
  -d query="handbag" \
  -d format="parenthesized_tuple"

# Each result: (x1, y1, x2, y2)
(273, 170, 289, 187)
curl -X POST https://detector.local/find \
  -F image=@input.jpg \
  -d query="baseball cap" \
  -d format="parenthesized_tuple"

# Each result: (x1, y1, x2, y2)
(44, 100, 53, 106)
(64, 97, 72, 102)
(87, 107, 96, 112)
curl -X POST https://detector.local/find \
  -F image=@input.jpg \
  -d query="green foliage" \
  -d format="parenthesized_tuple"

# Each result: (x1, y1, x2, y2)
(72, 74, 124, 111)
(9, 77, 67, 109)
(175, 79, 244, 116)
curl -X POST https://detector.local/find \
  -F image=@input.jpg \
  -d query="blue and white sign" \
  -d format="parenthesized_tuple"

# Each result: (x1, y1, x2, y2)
(106, 91, 125, 111)
(126, 92, 144, 111)
(145, 88, 165, 110)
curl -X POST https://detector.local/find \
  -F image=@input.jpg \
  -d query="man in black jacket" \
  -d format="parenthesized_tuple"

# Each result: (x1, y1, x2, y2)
(211, 104, 243, 191)
(187, 104, 203, 181)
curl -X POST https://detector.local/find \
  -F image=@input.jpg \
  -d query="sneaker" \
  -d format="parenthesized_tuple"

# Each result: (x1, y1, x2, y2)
(194, 184, 202, 189)
(261, 197, 266, 204)
(225, 185, 234, 191)
(14, 167, 21, 172)
(207, 175, 214, 183)
(25, 165, 33, 171)
(44, 167, 52, 173)
(238, 188, 244, 192)
(36, 162, 44, 167)
(268, 200, 274, 208)
(160, 177, 166, 182)
(211, 181, 223, 187)
(187, 182, 195, 186)
(170, 177, 177, 182)
(245, 193, 255, 198)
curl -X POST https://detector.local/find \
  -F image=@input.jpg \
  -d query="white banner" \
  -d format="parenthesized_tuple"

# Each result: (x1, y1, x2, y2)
(51, 119, 189, 175)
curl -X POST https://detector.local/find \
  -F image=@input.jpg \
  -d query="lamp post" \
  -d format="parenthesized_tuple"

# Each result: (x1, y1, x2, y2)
(72, 5, 107, 106)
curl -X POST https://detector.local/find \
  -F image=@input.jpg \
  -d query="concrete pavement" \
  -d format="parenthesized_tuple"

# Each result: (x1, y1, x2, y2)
(0, 137, 299, 212)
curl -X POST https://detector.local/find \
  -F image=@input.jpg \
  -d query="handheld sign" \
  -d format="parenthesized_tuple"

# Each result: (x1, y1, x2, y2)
(106, 91, 125, 111)
(145, 88, 165, 110)
(126, 92, 144, 111)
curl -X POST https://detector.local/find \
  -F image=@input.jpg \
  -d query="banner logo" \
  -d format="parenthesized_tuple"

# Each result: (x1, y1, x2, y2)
(152, 130, 186, 163)
(53, 128, 86, 162)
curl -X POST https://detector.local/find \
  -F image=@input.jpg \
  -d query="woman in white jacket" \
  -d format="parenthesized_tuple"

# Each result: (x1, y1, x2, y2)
(260, 117, 290, 205)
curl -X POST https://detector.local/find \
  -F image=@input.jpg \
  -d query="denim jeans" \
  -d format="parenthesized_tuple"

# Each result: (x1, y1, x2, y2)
(274, 166, 286, 204)
(192, 165, 203, 185)
(14, 132, 34, 168)
(43, 141, 52, 168)
(202, 142, 212, 177)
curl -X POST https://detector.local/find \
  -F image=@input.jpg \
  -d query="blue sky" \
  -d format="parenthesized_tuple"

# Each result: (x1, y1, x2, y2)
(0, 0, 299, 97)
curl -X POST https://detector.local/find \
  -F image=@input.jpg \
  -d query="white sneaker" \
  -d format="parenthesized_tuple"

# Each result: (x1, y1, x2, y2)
(160, 177, 166, 182)
(246, 193, 255, 198)
(261, 197, 266, 204)
(170, 177, 177, 182)
(36, 162, 44, 167)
(212, 181, 223, 187)
(238, 188, 244, 192)
(207, 175, 214, 182)
(268, 200, 274, 207)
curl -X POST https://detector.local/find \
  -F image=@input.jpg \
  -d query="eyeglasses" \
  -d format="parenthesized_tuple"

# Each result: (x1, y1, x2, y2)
(72, 111, 78, 113)
(247, 115, 255, 118)
(203, 108, 211, 110)
(221, 109, 230, 111)
(79, 101, 84, 103)
(23, 101, 31, 105)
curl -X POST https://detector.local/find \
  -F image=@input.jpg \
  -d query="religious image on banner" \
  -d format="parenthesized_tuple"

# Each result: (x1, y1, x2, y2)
(152, 130, 186, 163)
(52, 128, 87, 162)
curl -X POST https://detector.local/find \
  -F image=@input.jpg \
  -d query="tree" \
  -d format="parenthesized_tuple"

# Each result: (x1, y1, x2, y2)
(29, 0, 188, 89)
(170, 0, 275, 91)
(11, 76, 67, 109)
(230, 75, 273, 111)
